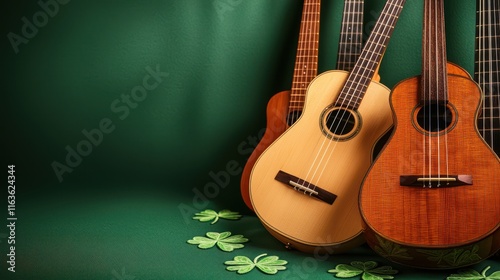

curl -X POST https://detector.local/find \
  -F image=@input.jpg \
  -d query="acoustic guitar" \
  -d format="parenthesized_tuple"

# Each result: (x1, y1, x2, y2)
(241, 0, 368, 211)
(475, 0, 500, 157)
(359, 0, 500, 269)
(249, 0, 406, 254)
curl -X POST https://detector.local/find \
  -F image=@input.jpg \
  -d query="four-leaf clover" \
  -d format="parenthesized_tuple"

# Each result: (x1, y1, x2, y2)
(447, 266, 500, 280)
(193, 209, 242, 224)
(328, 261, 398, 280)
(187, 231, 248, 252)
(225, 253, 287, 275)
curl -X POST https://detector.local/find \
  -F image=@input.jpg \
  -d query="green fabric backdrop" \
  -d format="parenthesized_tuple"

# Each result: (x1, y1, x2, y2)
(2, 0, 498, 279)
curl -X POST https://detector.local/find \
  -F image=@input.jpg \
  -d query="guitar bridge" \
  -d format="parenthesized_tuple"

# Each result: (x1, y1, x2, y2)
(400, 175, 472, 187)
(274, 170, 336, 205)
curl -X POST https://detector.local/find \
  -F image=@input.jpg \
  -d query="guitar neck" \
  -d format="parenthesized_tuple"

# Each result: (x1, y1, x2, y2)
(335, 0, 406, 110)
(475, 0, 500, 153)
(336, 0, 364, 71)
(421, 0, 448, 103)
(290, 0, 321, 112)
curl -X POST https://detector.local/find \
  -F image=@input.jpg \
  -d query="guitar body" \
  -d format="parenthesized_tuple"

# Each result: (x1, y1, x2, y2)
(360, 74, 500, 269)
(250, 70, 393, 253)
(241, 76, 384, 211)
(241, 90, 290, 210)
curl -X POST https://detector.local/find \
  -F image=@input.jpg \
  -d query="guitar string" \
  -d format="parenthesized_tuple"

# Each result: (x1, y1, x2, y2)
(301, 0, 364, 192)
(294, 0, 319, 190)
(301, 0, 402, 192)
(423, 0, 428, 184)
(440, 0, 450, 181)
(435, 0, 447, 182)
(296, 0, 310, 125)
(483, 1, 493, 149)
(344, 0, 353, 70)
(434, 0, 441, 184)
(478, 0, 484, 142)
(296, 0, 365, 191)
(296, 0, 356, 191)
(495, 0, 500, 146)
(305, 0, 320, 123)
(290, 0, 307, 126)
(290, 0, 320, 191)
(424, 0, 430, 185)
(487, 0, 496, 147)
(482, 0, 488, 145)
(439, 2, 453, 180)
(289, 0, 319, 127)
(299, 0, 311, 124)
(479, 0, 485, 142)
(295, 0, 361, 191)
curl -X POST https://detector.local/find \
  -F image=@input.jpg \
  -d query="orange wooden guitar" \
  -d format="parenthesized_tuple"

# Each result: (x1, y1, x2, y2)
(241, 0, 369, 211)
(359, 0, 500, 269)
(249, 0, 406, 254)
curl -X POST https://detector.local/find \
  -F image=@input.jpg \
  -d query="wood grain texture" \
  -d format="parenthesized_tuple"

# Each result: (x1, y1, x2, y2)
(359, 73, 500, 268)
(249, 70, 393, 253)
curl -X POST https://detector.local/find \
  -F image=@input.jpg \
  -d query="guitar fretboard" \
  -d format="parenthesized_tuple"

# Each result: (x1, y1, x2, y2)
(337, 0, 364, 71)
(289, 0, 321, 112)
(421, 0, 448, 103)
(335, 0, 406, 110)
(475, 0, 500, 156)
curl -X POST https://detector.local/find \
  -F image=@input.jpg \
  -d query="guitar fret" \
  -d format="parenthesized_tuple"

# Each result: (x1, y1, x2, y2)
(476, 70, 500, 74)
(476, 23, 500, 27)
(478, 113, 500, 118)
(476, 10, 500, 14)
(477, 119, 500, 130)
(292, 81, 315, 84)
(475, 35, 500, 38)
(475, 59, 500, 63)
(291, 0, 320, 91)
(336, 0, 364, 72)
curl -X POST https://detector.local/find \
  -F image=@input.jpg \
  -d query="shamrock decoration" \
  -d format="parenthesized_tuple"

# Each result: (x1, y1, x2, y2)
(447, 266, 500, 280)
(193, 209, 242, 224)
(225, 253, 287, 275)
(187, 231, 248, 252)
(328, 261, 398, 280)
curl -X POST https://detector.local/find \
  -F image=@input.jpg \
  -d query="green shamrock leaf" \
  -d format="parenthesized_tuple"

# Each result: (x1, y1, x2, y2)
(193, 209, 242, 224)
(187, 231, 248, 252)
(447, 266, 500, 280)
(225, 253, 287, 275)
(328, 261, 398, 280)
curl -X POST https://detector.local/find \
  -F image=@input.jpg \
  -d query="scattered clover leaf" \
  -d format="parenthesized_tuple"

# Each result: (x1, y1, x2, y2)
(447, 266, 500, 280)
(328, 261, 398, 280)
(187, 231, 248, 252)
(193, 209, 242, 224)
(225, 253, 287, 275)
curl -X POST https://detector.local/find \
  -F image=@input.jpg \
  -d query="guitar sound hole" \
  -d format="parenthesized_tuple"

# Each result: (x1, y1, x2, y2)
(416, 103, 452, 132)
(325, 109, 356, 136)
(287, 110, 302, 126)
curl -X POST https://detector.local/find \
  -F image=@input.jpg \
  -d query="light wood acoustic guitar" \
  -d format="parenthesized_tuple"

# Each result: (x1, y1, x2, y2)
(249, 0, 406, 254)
(476, 0, 500, 157)
(359, 0, 500, 269)
(241, 0, 369, 211)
